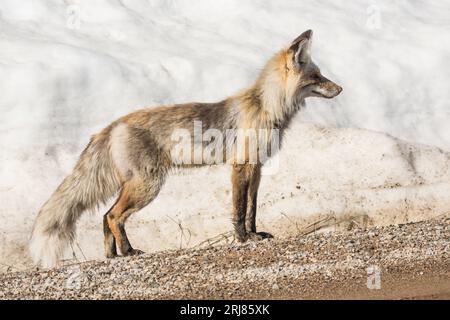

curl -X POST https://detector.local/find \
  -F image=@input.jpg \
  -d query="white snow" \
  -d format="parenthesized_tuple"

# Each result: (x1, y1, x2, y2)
(1, 0, 450, 270)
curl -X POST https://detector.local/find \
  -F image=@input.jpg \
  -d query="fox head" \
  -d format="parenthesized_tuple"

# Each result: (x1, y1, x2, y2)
(285, 30, 342, 101)
(255, 30, 342, 122)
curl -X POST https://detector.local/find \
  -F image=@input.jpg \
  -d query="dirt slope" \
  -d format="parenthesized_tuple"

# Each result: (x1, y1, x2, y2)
(0, 217, 449, 300)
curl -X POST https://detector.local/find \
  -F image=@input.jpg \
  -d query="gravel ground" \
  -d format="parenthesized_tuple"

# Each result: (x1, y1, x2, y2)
(1, 217, 449, 300)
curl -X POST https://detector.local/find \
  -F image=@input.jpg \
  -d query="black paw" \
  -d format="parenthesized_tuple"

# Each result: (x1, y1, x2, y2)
(248, 231, 274, 241)
(124, 248, 145, 256)
(106, 252, 118, 259)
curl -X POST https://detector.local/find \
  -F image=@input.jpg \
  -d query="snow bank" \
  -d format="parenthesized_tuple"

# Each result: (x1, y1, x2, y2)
(1, 0, 450, 270)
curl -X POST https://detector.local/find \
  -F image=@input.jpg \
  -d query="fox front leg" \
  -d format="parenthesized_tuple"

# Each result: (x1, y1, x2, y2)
(245, 164, 260, 234)
(231, 164, 249, 242)
(231, 164, 273, 242)
(245, 165, 273, 240)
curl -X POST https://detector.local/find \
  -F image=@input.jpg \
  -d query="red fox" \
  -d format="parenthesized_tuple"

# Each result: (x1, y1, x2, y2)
(30, 30, 342, 267)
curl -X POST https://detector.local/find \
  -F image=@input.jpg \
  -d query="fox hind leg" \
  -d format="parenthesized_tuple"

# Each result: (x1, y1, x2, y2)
(105, 175, 164, 257)
(103, 212, 117, 258)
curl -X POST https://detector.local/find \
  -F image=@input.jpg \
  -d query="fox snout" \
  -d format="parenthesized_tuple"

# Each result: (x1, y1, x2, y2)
(309, 75, 342, 99)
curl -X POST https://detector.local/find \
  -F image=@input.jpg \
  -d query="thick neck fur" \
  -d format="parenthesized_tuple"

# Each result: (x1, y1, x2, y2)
(234, 50, 303, 131)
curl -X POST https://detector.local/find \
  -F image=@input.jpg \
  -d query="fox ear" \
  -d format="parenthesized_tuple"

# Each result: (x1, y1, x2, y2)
(289, 30, 313, 65)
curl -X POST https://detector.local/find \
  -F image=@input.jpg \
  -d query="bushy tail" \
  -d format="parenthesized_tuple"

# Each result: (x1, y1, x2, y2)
(29, 134, 121, 268)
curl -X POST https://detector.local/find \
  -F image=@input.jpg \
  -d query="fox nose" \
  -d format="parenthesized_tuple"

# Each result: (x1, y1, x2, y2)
(336, 85, 343, 94)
